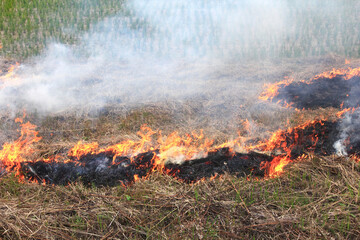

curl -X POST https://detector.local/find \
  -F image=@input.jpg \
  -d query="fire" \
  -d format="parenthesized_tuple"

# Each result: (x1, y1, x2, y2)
(68, 126, 217, 171)
(336, 107, 356, 118)
(67, 125, 157, 167)
(0, 116, 42, 177)
(314, 67, 360, 80)
(64, 118, 331, 181)
(0, 117, 253, 184)
(264, 120, 323, 152)
(68, 141, 99, 159)
(158, 130, 213, 165)
(261, 155, 290, 177)
(105, 125, 156, 159)
(247, 119, 328, 177)
(0, 112, 343, 184)
(259, 77, 294, 101)
(350, 155, 360, 162)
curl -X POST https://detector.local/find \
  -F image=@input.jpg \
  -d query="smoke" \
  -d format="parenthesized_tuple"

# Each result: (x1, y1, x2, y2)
(334, 114, 352, 156)
(0, 0, 351, 116)
(334, 108, 360, 157)
(0, 0, 287, 114)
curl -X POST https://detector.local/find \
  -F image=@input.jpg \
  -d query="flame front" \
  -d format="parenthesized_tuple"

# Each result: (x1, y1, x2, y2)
(261, 155, 291, 177)
(259, 77, 294, 102)
(68, 141, 99, 160)
(336, 107, 356, 118)
(67, 126, 214, 170)
(0, 117, 42, 178)
(0, 115, 334, 183)
(314, 67, 360, 80)
(248, 120, 327, 176)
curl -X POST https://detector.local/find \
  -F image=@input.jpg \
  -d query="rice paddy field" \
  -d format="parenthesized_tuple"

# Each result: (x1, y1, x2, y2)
(0, 0, 125, 59)
(0, 0, 359, 60)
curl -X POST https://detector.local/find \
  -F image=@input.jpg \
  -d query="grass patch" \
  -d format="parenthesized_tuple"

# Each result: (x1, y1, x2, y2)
(0, 0, 125, 59)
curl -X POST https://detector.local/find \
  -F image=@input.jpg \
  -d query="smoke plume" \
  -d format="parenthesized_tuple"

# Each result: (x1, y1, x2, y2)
(0, 0, 352, 117)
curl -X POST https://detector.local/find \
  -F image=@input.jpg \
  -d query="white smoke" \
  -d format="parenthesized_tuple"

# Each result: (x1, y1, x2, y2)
(334, 108, 360, 156)
(334, 112, 353, 156)
(334, 139, 348, 157)
(0, 0, 289, 114)
(0, 0, 350, 116)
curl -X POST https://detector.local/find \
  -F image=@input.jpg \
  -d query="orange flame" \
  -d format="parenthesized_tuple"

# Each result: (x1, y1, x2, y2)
(0, 117, 324, 182)
(0, 117, 42, 177)
(248, 120, 326, 176)
(157, 129, 214, 166)
(67, 126, 217, 172)
(261, 155, 291, 177)
(335, 107, 356, 118)
(259, 77, 294, 102)
(314, 67, 360, 80)
(260, 120, 323, 152)
(68, 141, 99, 160)
(106, 125, 156, 159)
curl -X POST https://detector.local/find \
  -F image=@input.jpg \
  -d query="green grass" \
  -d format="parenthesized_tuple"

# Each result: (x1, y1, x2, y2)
(281, 0, 360, 58)
(0, 0, 125, 59)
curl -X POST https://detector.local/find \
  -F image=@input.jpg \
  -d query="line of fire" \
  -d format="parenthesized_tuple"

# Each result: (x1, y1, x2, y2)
(1, 65, 360, 187)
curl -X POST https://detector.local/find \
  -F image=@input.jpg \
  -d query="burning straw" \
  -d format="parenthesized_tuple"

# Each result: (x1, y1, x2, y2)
(1, 66, 360, 187)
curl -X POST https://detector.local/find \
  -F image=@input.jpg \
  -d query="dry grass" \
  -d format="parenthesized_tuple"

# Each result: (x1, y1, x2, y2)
(0, 155, 359, 239)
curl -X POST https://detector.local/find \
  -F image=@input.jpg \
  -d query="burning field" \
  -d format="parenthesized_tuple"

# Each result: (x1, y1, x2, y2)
(0, 115, 350, 186)
(1, 61, 360, 239)
(0, 61, 360, 239)
(1, 1, 360, 238)
(1, 66, 360, 187)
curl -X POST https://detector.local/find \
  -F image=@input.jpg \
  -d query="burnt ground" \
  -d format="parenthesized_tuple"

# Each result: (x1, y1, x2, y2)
(21, 148, 274, 186)
(273, 75, 360, 109)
